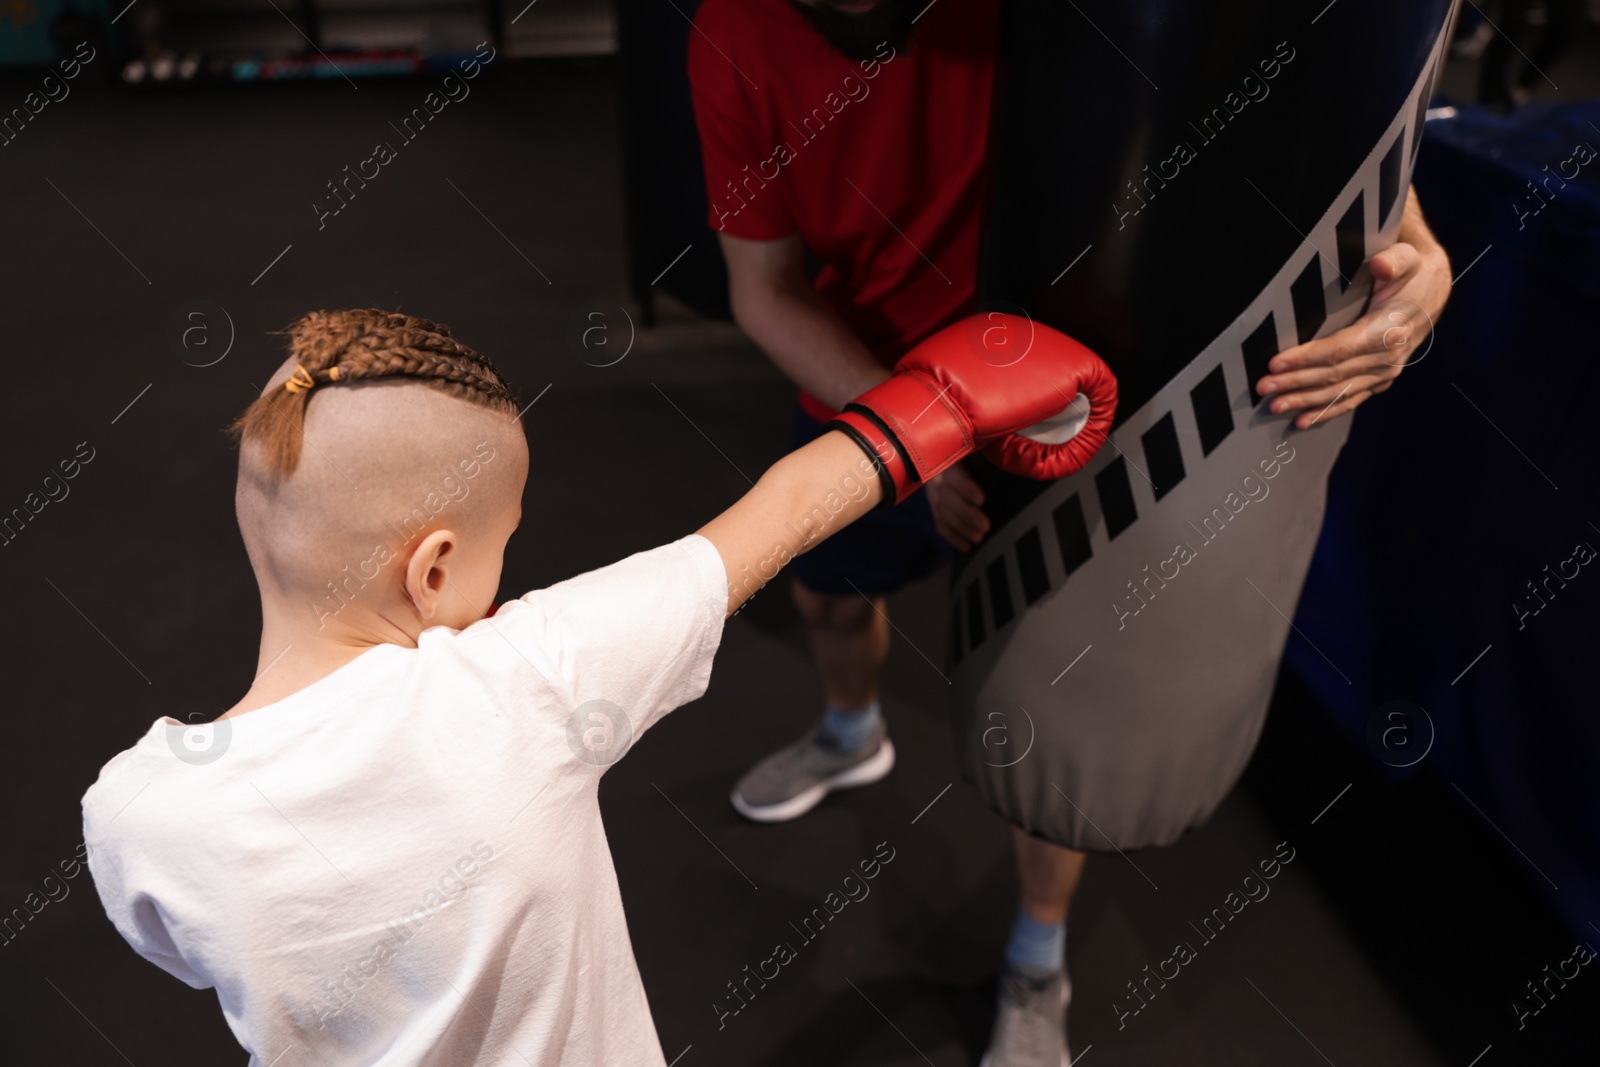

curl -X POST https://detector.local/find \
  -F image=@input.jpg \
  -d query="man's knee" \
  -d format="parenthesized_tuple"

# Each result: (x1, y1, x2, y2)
(792, 580, 877, 629)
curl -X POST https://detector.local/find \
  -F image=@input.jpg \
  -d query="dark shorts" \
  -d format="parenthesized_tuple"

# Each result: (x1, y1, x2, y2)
(789, 408, 957, 597)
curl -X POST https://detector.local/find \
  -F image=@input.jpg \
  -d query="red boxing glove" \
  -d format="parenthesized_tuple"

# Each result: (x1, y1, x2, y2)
(827, 313, 1117, 504)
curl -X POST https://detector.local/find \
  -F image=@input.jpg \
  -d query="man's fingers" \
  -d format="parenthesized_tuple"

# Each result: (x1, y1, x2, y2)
(1369, 241, 1421, 286)
(935, 510, 988, 551)
(1264, 354, 1397, 401)
(940, 465, 986, 506)
(1274, 374, 1384, 415)
(953, 503, 991, 540)
(927, 465, 990, 551)
(1264, 318, 1371, 377)
(1263, 362, 1345, 396)
(942, 501, 990, 543)
(1260, 296, 1431, 395)
(1264, 247, 1432, 386)
(1298, 388, 1372, 429)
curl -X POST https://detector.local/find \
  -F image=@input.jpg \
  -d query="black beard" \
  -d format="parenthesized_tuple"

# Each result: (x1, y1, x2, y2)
(786, 0, 921, 62)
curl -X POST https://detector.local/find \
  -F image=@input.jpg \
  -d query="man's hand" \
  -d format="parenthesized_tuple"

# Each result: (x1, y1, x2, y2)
(926, 465, 989, 551)
(1256, 188, 1451, 430)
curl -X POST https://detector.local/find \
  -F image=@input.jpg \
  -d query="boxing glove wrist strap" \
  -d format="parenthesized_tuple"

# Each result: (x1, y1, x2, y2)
(825, 406, 911, 506)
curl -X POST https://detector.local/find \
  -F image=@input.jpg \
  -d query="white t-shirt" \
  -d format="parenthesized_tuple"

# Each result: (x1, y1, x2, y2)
(82, 535, 727, 1067)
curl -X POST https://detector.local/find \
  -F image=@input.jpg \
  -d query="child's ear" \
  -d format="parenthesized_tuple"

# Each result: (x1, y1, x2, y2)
(404, 530, 456, 621)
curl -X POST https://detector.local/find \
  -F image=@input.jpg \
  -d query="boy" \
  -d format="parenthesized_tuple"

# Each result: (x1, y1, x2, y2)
(82, 307, 1111, 1064)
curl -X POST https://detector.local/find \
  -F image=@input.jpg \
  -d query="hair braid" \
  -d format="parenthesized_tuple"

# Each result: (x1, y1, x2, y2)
(230, 308, 521, 479)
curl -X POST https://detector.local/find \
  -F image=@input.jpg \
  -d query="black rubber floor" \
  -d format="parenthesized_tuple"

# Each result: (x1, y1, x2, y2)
(0, 56, 1594, 1066)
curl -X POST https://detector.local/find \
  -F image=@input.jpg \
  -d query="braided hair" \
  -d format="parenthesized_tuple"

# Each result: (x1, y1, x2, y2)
(231, 309, 520, 479)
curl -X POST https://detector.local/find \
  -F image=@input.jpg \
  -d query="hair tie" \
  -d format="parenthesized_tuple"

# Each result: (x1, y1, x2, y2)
(283, 364, 317, 394)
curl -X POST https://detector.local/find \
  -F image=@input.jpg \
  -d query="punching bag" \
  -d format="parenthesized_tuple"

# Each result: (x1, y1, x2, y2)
(953, 0, 1457, 850)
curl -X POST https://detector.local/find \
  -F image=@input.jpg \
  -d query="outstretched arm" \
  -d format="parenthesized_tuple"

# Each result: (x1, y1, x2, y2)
(697, 313, 1118, 618)
(697, 429, 883, 617)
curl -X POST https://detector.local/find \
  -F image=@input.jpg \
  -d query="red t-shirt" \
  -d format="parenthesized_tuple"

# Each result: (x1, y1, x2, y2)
(687, 0, 999, 421)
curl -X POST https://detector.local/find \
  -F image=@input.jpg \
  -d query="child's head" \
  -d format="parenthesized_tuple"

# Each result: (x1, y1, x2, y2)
(231, 309, 529, 637)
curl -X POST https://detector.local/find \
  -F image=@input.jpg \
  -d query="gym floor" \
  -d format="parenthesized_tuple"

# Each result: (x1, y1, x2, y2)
(1, 43, 1596, 1066)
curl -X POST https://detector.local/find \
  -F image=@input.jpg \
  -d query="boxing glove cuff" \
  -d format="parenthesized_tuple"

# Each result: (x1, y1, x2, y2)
(826, 372, 976, 505)
(826, 406, 913, 506)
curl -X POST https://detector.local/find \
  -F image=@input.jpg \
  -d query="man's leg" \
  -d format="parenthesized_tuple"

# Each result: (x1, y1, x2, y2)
(728, 577, 898, 822)
(730, 407, 948, 822)
(1013, 828, 1087, 931)
(792, 581, 889, 712)
(983, 829, 1087, 1067)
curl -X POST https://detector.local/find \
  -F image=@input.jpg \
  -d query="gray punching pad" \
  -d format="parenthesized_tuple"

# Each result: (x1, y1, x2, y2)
(953, 1, 1457, 851)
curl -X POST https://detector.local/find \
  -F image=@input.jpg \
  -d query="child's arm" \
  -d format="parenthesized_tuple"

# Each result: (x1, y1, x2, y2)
(697, 428, 884, 615)
(698, 313, 1119, 617)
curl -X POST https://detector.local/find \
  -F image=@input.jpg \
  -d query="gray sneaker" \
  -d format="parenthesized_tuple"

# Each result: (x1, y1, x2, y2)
(730, 720, 895, 822)
(979, 966, 1073, 1067)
